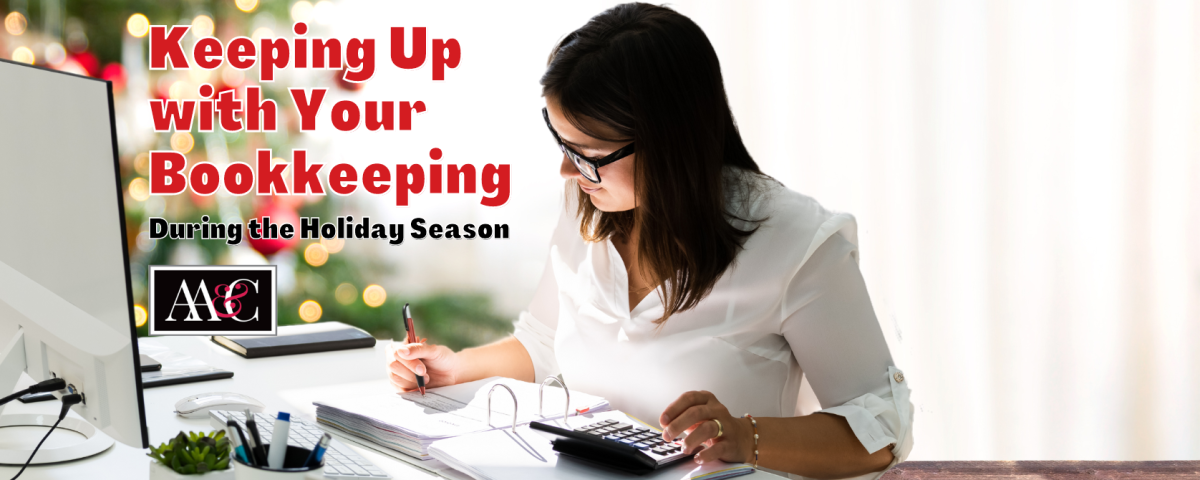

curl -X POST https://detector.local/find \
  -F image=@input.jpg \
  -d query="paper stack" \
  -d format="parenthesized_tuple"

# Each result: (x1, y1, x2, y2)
(314, 376, 610, 461)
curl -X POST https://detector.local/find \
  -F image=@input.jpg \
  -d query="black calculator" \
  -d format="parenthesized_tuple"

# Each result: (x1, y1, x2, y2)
(530, 418, 690, 475)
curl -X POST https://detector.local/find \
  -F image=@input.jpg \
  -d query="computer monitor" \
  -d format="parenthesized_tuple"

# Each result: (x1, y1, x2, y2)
(0, 58, 149, 461)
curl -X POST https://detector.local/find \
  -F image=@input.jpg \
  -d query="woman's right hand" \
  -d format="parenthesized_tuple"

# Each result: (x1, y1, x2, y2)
(386, 342, 462, 392)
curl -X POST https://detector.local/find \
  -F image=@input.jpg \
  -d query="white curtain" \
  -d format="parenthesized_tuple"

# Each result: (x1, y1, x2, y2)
(337, 0, 1200, 460)
(679, 0, 1200, 461)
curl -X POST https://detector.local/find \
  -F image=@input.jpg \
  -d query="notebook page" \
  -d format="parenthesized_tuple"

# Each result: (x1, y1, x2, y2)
(315, 376, 608, 439)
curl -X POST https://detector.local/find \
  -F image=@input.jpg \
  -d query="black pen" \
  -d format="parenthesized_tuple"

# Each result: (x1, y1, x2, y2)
(244, 410, 264, 466)
(228, 419, 255, 466)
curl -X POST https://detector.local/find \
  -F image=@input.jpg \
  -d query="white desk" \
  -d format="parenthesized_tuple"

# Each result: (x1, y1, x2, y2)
(0, 336, 442, 480)
(1, 337, 781, 480)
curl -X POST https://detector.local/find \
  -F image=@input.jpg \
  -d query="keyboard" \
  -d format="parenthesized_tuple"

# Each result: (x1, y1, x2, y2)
(574, 418, 688, 465)
(209, 410, 390, 479)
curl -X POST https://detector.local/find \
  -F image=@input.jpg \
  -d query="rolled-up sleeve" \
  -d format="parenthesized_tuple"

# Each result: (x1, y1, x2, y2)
(781, 221, 914, 478)
(817, 366, 914, 473)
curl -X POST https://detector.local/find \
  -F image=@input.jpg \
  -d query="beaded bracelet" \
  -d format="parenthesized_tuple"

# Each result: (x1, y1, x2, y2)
(742, 414, 759, 469)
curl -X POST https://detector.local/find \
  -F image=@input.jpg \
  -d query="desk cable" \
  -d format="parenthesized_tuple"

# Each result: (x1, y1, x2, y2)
(8, 388, 81, 480)
(0, 378, 66, 407)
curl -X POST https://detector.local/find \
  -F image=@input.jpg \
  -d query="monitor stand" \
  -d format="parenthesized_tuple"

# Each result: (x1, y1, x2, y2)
(0, 328, 113, 464)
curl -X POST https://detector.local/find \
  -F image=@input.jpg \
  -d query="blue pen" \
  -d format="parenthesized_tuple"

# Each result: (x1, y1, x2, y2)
(304, 433, 332, 467)
(226, 421, 249, 464)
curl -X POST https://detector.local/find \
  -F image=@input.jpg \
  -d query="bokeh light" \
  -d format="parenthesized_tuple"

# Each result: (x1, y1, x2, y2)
(298, 300, 322, 323)
(304, 243, 329, 267)
(170, 132, 194, 154)
(188, 67, 212, 83)
(128, 178, 150, 202)
(320, 237, 345, 254)
(66, 23, 88, 52)
(11, 46, 34, 64)
(191, 15, 214, 38)
(134, 305, 148, 328)
(134, 152, 151, 176)
(136, 231, 156, 252)
(334, 283, 357, 305)
(44, 43, 66, 66)
(126, 13, 149, 38)
(168, 80, 189, 100)
(291, 1, 314, 22)
(235, 0, 259, 13)
(4, 11, 27, 36)
(251, 27, 274, 43)
(363, 284, 387, 308)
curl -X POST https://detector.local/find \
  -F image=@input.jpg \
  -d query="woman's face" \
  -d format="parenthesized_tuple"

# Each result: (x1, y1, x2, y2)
(545, 98, 637, 212)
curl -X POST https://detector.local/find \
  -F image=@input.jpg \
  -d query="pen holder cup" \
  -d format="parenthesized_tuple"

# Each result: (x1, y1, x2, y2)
(233, 446, 324, 480)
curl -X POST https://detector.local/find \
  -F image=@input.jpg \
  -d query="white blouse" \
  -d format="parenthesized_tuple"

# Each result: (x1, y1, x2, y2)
(512, 169, 913, 479)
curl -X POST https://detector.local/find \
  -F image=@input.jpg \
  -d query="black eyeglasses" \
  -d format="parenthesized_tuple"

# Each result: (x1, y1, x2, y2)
(543, 107, 635, 184)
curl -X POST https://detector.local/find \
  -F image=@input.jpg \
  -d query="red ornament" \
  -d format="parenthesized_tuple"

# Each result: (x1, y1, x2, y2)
(72, 52, 100, 77)
(101, 63, 127, 93)
(247, 203, 301, 256)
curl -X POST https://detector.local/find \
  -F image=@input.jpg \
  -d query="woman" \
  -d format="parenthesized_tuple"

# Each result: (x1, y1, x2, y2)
(387, 4, 912, 479)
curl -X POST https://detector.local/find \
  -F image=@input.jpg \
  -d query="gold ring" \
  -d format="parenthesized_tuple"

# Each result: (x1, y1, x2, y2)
(712, 419, 723, 438)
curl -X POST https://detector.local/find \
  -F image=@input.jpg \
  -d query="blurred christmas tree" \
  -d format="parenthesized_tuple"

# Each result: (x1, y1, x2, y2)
(3, 0, 514, 349)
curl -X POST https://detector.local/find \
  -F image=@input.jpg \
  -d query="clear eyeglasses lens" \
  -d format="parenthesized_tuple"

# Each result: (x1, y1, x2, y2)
(564, 147, 600, 183)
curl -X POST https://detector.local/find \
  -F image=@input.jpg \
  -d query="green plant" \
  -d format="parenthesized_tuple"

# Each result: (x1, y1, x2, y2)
(147, 430, 232, 475)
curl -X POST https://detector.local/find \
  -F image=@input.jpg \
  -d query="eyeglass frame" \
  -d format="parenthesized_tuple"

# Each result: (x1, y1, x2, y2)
(542, 107, 635, 184)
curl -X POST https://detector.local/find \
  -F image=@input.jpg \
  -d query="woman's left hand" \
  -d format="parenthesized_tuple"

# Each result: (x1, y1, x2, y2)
(659, 390, 752, 465)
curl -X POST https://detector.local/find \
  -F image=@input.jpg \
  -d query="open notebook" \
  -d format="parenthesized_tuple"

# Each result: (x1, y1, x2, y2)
(428, 410, 763, 480)
(314, 376, 610, 460)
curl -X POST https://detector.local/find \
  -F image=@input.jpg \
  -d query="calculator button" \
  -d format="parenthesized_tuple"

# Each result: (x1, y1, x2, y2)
(618, 438, 635, 445)
(601, 420, 618, 425)
(631, 427, 649, 433)
(587, 430, 604, 436)
(633, 443, 650, 450)
(646, 438, 663, 446)
(574, 427, 593, 432)
(651, 447, 668, 455)
(611, 423, 632, 431)
(603, 435, 622, 441)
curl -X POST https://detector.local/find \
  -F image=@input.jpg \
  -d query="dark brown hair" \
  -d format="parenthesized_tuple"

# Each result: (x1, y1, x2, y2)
(541, 3, 762, 324)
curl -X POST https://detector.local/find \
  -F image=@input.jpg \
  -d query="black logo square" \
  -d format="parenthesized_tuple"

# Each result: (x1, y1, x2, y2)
(148, 265, 277, 336)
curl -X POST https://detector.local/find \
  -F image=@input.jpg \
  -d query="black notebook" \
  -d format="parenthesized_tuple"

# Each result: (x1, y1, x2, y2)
(212, 321, 376, 359)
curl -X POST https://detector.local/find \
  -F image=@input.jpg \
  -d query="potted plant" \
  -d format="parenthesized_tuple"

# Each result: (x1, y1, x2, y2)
(147, 430, 234, 479)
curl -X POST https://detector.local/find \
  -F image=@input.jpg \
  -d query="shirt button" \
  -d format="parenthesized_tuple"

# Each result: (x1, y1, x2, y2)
(893, 372, 905, 383)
